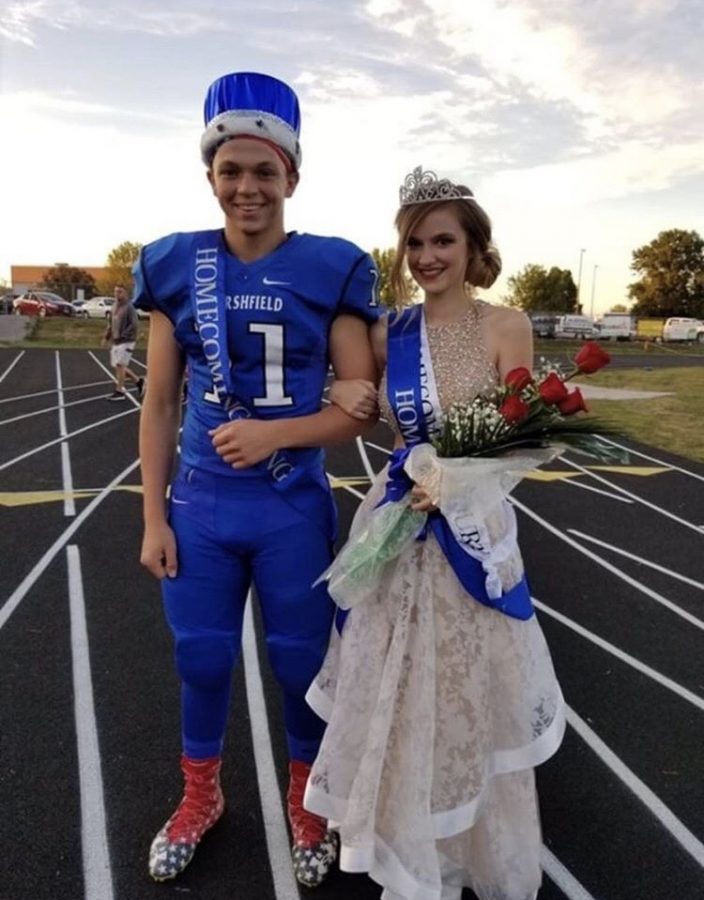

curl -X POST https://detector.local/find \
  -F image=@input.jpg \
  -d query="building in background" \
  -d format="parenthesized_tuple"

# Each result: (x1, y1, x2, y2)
(10, 265, 109, 298)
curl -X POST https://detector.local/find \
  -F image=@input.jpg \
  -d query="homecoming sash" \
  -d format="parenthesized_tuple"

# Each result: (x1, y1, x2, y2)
(190, 235, 306, 492)
(385, 307, 533, 620)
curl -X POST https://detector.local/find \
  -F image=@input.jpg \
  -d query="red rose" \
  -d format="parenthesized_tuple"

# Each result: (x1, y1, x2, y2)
(574, 341, 610, 374)
(538, 372, 569, 405)
(504, 366, 533, 392)
(499, 394, 530, 424)
(558, 387, 588, 415)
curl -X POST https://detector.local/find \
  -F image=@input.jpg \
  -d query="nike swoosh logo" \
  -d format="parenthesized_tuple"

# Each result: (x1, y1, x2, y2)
(262, 277, 291, 286)
(172, 498, 190, 505)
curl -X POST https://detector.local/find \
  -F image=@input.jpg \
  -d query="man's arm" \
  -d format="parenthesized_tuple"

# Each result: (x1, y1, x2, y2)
(210, 314, 378, 468)
(138, 310, 185, 578)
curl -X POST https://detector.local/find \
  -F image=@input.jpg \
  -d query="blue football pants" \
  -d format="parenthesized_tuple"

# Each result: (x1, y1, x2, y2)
(162, 465, 336, 763)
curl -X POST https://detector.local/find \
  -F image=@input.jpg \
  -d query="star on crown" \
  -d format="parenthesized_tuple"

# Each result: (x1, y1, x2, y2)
(399, 166, 466, 206)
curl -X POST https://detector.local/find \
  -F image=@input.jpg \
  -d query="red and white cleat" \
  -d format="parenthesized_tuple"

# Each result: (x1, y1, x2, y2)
(148, 755, 225, 881)
(287, 760, 338, 888)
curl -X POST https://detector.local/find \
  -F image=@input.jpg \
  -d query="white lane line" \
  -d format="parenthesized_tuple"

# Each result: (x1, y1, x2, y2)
(0, 392, 116, 427)
(55, 351, 76, 517)
(88, 351, 141, 408)
(561, 476, 633, 503)
(130, 357, 147, 370)
(0, 407, 138, 473)
(562, 456, 704, 535)
(0, 458, 141, 633)
(568, 529, 704, 592)
(67, 546, 115, 900)
(0, 350, 25, 384)
(0, 379, 113, 405)
(540, 845, 598, 900)
(598, 436, 704, 484)
(355, 436, 376, 482)
(567, 705, 704, 868)
(513, 499, 704, 632)
(363, 440, 392, 457)
(533, 597, 704, 712)
(242, 596, 300, 900)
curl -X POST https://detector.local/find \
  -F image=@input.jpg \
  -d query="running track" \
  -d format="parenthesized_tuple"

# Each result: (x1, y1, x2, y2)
(0, 347, 702, 900)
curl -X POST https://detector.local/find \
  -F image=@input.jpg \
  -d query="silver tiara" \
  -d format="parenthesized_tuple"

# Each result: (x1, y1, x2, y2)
(399, 165, 467, 206)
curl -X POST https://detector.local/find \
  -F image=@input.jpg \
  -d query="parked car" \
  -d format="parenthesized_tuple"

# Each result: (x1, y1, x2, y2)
(662, 317, 704, 343)
(553, 314, 597, 339)
(71, 299, 89, 317)
(595, 313, 636, 341)
(529, 313, 558, 338)
(79, 296, 115, 319)
(13, 291, 76, 317)
(635, 316, 704, 343)
(1, 293, 18, 315)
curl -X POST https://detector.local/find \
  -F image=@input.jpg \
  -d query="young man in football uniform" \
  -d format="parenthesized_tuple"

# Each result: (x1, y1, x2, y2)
(135, 71, 379, 888)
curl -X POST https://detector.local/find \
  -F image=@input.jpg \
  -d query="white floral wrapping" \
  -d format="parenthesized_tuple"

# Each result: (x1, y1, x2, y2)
(317, 445, 562, 608)
(405, 445, 562, 599)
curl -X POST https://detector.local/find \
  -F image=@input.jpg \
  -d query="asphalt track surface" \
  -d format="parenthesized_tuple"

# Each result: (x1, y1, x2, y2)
(0, 347, 702, 900)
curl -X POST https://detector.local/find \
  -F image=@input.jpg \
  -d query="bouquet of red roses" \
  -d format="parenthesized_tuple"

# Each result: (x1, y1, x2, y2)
(433, 341, 628, 464)
(318, 342, 627, 607)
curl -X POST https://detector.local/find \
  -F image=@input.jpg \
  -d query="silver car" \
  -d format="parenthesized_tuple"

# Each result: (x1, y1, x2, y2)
(79, 296, 115, 319)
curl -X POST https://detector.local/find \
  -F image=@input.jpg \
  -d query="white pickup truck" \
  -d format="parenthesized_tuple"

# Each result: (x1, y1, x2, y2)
(661, 317, 704, 343)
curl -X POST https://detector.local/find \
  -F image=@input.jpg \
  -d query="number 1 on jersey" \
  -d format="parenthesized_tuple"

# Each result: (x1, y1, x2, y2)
(249, 322, 293, 407)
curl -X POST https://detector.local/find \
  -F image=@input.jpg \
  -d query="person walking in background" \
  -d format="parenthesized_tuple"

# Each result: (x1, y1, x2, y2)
(135, 71, 379, 888)
(103, 283, 145, 400)
(305, 166, 565, 900)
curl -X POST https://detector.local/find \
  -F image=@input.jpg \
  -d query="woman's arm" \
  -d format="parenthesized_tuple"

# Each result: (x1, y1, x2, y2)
(138, 311, 185, 578)
(486, 306, 534, 379)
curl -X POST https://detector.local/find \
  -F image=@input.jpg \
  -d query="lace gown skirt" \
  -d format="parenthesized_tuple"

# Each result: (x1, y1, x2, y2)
(305, 469, 565, 900)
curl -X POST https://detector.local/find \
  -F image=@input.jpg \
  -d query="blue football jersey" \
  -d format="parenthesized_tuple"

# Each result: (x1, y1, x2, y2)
(134, 229, 380, 475)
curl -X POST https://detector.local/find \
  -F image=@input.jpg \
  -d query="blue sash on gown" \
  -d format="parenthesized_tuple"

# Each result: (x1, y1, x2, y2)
(384, 307, 534, 621)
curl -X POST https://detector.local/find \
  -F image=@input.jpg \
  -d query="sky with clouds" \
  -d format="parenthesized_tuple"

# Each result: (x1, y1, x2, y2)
(1, 0, 702, 313)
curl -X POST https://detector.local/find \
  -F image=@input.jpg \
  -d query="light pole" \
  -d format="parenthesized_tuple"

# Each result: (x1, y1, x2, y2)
(590, 264, 599, 319)
(576, 248, 586, 311)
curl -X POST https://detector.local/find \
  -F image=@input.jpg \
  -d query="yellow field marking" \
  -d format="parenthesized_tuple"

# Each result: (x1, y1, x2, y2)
(587, 466, 670, 476)
(524, 470, 582, 482)
(525, 465, 669, 481)
(0, 485, 143, 507)
(328, 476, 372, 489)
(0, 466, 671, 507)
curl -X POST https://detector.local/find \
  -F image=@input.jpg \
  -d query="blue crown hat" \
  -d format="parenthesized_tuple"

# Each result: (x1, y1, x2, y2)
(200, 72, 302, 169)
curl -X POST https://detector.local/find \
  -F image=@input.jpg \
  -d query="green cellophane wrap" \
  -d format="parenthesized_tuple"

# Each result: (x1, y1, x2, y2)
(316, 500, 427, 609)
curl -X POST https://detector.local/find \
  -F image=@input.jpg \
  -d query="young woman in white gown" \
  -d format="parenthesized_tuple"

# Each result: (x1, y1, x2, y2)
(304, 167, 565, 900)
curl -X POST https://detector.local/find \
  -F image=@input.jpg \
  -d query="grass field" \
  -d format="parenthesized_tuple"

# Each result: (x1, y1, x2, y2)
(7, 318, 704, 356)
(580, 367, 704, 464)
(3, 318, 703, 463)
(3, 316, 148, 349)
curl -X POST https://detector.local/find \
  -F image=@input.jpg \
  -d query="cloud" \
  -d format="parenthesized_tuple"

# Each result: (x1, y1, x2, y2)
(2, 0, 702, 315)
(0, 0, 261, 42)
(0, 0, 70, 45)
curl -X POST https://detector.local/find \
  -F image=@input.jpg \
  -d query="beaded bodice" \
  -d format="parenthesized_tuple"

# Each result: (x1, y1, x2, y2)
(379, 301, 498, 439)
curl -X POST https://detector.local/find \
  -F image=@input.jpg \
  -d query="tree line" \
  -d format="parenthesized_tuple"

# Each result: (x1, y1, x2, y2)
(500, 229, 704, 318)
(34, 241, 143, 301)
(29, 229, 704, 320)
